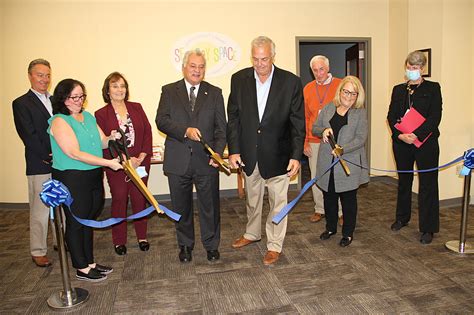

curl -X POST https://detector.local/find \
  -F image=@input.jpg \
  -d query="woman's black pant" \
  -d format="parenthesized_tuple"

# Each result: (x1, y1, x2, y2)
(392, 138, 439, 233)
(52, 168, 104, 269)
(323, 171, 358, 237)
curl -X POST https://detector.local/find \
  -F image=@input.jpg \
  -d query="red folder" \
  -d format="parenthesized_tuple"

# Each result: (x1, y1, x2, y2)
(394, 107, 432, 148)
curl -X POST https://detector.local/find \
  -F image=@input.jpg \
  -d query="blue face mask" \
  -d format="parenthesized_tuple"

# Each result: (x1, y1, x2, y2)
(406, 69, 421, 81)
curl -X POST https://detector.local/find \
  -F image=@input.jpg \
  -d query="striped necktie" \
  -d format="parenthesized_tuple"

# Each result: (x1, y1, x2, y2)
(189, 86, 196, 111)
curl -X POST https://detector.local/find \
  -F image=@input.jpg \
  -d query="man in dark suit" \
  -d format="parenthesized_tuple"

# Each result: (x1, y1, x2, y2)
(156, 49, 227, 262)
(12, 59, 55, 267)
(227, 36, 305, 265)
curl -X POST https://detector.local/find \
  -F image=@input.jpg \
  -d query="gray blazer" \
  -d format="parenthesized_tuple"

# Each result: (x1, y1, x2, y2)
(312, 103, 369, 192)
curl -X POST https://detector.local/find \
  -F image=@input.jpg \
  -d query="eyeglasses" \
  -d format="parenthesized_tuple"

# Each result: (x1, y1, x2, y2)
(342, 89, 358, 98)
(68, 94, 86, 102)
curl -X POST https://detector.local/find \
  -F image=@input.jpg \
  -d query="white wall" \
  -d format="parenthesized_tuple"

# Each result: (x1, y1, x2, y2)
(1, 0, 472, 203)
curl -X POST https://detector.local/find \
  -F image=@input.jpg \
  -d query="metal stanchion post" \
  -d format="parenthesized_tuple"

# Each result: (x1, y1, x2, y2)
(47, 206, 89, 309)
(445, 170, 473, 254)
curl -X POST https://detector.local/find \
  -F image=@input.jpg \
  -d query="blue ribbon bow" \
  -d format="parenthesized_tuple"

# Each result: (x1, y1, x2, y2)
(40, 179, 181, 228)
(460, 149, 474, 176)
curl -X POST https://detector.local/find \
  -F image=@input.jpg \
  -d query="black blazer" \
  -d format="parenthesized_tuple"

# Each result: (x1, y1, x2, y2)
(227, 66, 305, 179)
(12, 90, 52, 175)
(156, 79, 227, 176)
(387, 80, 442, 143)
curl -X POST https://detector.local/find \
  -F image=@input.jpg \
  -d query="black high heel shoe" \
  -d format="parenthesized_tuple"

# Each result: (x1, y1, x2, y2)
(114, 245, 127, 255)
(138, 240, 150, 251)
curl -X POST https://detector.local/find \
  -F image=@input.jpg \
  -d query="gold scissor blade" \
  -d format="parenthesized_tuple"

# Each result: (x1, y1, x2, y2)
(201, 140, 231, 174)
(339, 159, 351, 176)
(210, 152, 231, 174)
(122, 160, 164, 214)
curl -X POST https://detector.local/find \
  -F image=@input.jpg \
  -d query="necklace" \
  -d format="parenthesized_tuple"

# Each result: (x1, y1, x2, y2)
(406, 79, 423, 95)
(406, 79, 423, 108)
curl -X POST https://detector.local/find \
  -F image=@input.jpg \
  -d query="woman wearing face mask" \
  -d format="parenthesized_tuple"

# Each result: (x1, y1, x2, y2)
(95, 72, 153, 255)
(313, 75, 369, 247)
(387, 50, 443, 245)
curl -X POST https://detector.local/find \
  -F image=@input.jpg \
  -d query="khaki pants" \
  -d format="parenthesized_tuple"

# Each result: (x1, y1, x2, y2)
(28, 174, 57, 256)
(243, 164, 289, 253)
(308, 142, 342, 217)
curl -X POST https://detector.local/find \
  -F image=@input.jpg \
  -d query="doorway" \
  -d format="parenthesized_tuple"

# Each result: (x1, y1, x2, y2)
(296, 37, 371, 188)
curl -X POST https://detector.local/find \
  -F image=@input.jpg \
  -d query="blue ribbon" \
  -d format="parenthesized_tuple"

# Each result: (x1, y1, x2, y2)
(460, 149, 474, 176)
(272, 151, 470, 224)
(272, 158, 340, 224)
(40, 179, 181, 228)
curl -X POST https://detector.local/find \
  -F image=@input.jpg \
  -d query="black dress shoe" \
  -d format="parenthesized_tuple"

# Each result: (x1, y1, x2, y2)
(320, 230, 336, 240)
(138, 241, 150, 251)
(340, 236, 353, 247)
(207, 250, 220, 261)
(420, 232, 433, 244)
(114, 245, 127, 256)
(390, 220, 408, 231)
(179, 246, 192, 262)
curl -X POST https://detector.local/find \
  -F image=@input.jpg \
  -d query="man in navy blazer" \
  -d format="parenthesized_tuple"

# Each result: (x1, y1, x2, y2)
(12, 59, 55, 267)
(227, 36, 305, 265)
(156, 49, 227, 263)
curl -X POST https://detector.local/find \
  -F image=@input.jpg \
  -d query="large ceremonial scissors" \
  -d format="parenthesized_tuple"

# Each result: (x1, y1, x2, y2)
(328, 133, 351, 176)
(108, 129, 164, 214)
(198, 135, 231, 175)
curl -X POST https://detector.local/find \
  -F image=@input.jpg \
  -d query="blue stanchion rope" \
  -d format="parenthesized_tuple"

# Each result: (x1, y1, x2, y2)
(40, 179, 181, 228)
(272, 149, 472, 224)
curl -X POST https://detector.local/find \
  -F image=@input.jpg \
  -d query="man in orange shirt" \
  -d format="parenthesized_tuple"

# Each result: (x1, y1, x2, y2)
(303, 55, 343, 224)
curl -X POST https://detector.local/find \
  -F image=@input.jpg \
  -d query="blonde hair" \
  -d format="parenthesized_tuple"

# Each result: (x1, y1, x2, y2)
(333, 75, 365, 109)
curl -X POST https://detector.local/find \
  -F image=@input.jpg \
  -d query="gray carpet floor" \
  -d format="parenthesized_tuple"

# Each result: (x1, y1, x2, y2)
(1, 173, 473, 314)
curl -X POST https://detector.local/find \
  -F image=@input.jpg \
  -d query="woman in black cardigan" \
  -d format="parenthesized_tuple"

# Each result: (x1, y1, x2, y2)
(387, 50, 442, 245)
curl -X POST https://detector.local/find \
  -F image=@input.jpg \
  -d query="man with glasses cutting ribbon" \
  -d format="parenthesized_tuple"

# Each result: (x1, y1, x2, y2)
(156, 49, 227, 263)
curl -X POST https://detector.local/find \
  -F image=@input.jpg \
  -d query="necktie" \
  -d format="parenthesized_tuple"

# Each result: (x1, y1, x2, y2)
(189, 86, 196, 111)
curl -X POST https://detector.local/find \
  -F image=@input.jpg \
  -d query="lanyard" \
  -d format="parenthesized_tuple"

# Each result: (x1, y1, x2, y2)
(315, 79, 332, 106)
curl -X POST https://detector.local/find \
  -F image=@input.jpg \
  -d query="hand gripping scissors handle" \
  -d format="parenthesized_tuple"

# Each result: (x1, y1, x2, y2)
(108, 128, 164, 214)
(328, 133, 351, 176)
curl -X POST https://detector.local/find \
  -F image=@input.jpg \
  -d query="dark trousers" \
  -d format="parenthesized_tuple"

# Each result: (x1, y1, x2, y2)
(392, 138, 440, 233)
(323, 171, 358, 237)
(167, 166, 220, 251)
(107, 171, 148, 245)
(52, 168, 104, 269)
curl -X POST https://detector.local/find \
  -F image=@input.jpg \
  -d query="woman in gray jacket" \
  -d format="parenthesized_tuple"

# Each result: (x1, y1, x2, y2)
(313, 75, 369, 247)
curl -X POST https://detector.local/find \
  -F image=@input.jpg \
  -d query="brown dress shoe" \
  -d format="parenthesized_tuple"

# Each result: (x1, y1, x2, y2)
(309, 213, 324, 223)
(32, 255, 52, 267)
(231, 236, 260, 249)
(263, 251, 280, 265)
(338, 216, 344, 226)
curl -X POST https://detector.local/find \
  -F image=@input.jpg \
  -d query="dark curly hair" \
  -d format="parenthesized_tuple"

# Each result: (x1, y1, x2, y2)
(51, 79, 86, 115)
(102, 72, 129, 103)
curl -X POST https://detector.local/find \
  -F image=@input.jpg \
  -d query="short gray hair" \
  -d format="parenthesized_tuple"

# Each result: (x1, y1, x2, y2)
(405, 50, 427, 67)
(309, 55, 329, 68)
(182, 49, 206, 67)
(28, 58, 50, 74)
(251, 36, 275, 57)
